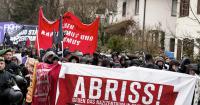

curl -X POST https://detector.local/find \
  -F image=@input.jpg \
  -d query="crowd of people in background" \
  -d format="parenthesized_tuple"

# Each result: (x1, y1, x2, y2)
(0, 46, 199, 105)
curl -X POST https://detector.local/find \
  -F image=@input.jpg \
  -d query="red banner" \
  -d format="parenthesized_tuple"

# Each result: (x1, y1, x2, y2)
(32, 63, 61, 105)
(56, 74, 178, 105)
(35, 8, 99, 54)
(35, 8, 59, 51)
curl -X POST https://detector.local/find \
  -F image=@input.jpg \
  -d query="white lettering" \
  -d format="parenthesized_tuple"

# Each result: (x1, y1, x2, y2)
(89, 78, 102, 99)
(105, 80, 118, 101)
(129, 82, 141, 103)
(41, 30, 45, 35)
(142, 84, 155, 104)
(63, 23, 74, 29)
(80, 35, 93, 41)
(63, 37, 81, 46)
(120, 81, 127, 102)
(73, 77, 86, 98)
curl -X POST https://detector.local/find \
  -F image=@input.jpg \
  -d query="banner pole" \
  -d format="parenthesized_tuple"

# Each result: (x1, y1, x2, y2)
(36, 27, 40, 57)
(61, 41, 63, 58)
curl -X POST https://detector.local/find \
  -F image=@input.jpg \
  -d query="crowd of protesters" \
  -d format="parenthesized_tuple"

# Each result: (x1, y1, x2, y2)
(0, 46, 199, 105)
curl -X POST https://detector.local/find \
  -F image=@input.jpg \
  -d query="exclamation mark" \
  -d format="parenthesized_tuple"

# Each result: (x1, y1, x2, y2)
(156, 85, 163, 105)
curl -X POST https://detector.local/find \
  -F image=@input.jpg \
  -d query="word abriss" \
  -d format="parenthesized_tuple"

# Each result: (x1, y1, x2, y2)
(73, 76, 163, 104)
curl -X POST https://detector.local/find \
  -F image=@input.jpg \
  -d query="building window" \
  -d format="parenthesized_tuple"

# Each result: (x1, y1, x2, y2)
(180, 0, 190, 17)
(198, 0, 200, 14)
(171, 0, 177, 16)
(183, 38, 194, 58)
(122, 2, 126, 17)
(170, 38, 175, 52)
(135, 0, 139, 15)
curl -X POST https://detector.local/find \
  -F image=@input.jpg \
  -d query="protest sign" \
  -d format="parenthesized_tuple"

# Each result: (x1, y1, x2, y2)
(0, 22, 37, 44)
(55, 63, 198, 105)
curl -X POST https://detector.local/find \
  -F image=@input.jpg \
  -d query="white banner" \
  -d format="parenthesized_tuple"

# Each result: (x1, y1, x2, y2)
(55, 63, 200, 105)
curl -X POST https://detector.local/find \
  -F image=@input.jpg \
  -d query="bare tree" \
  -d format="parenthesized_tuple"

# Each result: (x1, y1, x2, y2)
(63, 0, 117, 24)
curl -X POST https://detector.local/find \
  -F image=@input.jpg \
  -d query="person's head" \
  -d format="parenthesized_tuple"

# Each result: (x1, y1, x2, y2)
(74, 50, 83, 57)
(155, 57, 164, 70)
(52, 55, 59, 64)
(0, 48, 13, 61)
(21, 50, 28, 57)
(69, 56, 79, 63)
(42, 51, 58, 64)
(4, 51, 13, 61)
(11, 56, 19, 65)
(120, 56, 126, 64)
(169, 60, 180, 72)
(26, 58, 36, 74)
(180, 58, 191, 73)
(0, 57, 5, 71)
(112, 52, 119, 62)
(145, 54, 153, 63)
(101, 58, 111, 67)
(186, 64, 198, 75)
(80, 57, 88, 64)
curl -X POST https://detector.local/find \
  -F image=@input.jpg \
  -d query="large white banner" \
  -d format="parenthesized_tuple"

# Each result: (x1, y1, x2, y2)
(55, 63, 199, 105)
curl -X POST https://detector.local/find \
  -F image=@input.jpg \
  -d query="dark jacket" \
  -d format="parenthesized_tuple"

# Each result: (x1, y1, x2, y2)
(0, 70, 23, 105)
(5, 60, 22, 76)
(143, 63, 159, 69)
(0, 70, 15, 91)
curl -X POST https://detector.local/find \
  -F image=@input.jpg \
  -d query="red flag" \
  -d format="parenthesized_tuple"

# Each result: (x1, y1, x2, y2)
(35, 7, 59, 51)
(35, 7, 100, 54)
(62, 12, 100, 54)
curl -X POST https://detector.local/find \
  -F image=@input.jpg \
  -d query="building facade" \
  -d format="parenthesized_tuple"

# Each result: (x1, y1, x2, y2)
(175, 0, 200, 59)
(111, 0, 200, 59)
(112, 0, 177, 57)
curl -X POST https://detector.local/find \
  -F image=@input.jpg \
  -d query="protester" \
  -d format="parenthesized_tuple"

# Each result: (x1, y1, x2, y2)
(168, 60, 180, 72)
(112, 52, 120, 63)
(11, 56, 21, 65)
(68, 55, 80, 63)
(155, 57, 166, 70)
(143, 54, 159, 69)
(42, 51, 59, 64)
(92, 52, 100, 65)
(1, 44, 200, 104)
(186, 64, 199, 75)
(180, 58, 191, 73)
(0, 48, 22, 76)
(0, 57, 23, 105)
(120, 55, 127, 68)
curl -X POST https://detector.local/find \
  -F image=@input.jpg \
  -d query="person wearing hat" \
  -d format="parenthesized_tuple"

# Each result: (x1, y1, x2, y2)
(0, 48, 22, 76)
(42, 51, 60, 64)
(0, 57, 23, 105)
(155, 57, 166, 70)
